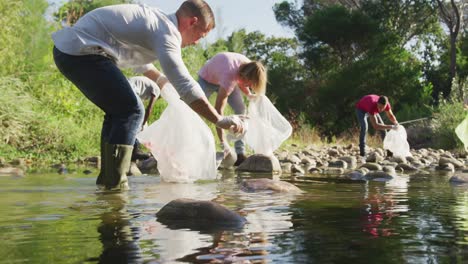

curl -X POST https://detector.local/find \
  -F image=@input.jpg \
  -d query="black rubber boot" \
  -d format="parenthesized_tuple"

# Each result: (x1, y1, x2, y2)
(96, 141, 108, 187)
(104, 144, 133, 191)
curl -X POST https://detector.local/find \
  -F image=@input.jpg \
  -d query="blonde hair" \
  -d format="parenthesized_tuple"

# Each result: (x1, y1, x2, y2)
(177, 0, 215, 31)
(238, 61, 267, 95)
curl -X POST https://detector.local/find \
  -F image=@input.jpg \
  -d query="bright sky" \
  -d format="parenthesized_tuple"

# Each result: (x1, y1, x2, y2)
(47, 0, 296, 43)
(138, 0, 295, 42)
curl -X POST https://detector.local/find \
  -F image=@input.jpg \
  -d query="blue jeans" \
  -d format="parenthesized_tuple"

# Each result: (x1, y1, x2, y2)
(53, 47, 144, 145)
(198, 76, 246, 154)
(356, 109, 386, 156)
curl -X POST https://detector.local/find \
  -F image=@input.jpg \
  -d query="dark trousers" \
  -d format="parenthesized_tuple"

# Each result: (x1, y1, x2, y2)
(53, 47, 144, 145)
(356, 109, 386, 156)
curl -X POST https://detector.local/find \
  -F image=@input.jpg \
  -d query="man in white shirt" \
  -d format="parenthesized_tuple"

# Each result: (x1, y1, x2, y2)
(127, 76, 160, 162)
(52, 0, 245, 191)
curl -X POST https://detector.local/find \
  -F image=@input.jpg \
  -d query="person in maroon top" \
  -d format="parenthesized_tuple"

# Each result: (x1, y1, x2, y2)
(356, 95, 399, 157)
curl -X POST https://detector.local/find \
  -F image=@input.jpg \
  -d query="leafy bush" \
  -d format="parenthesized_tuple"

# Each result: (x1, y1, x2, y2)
(432, 101, 465, 150)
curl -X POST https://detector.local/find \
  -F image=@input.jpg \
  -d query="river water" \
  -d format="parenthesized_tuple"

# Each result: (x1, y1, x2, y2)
(0, 170, 466, 263)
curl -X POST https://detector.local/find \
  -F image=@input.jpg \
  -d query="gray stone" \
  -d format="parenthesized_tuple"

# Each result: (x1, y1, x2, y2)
(364, 171, 394, 181)
(396, 163, 419, 172)
(449, 174, 468, 184)
(237, 154, 281, 173)
(323, 167, 345, 174)
(345, 171, 365, 181)
(360, 163, 382, 171)
(439, 157, 464, 168)
(241, 178, 302, 193)
(328, 160, 348, 169)
(291, 164, 305, 174)
(435, 163, 455, 172)
(138, 156, 158, 174)
(287, 155, 302, 164)
(308, 167, 322, 174)
(339, 156, 357, 169)
(156, 198, 246, 229)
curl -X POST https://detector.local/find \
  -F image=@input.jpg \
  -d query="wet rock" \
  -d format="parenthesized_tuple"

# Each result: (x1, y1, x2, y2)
(366, 152, 384, 163)
(277, 151, 289, 161)
(411, 160, 425, 168)
(281, 163, 292, 172)
(287, 155, 302, 164)
(364, 171, 394, 181)
(328, 149, 339, 157)
(339, 156, 357, 169)
(308, 167, 322, 174)
(390, 156, 407, 164)
(345, 171, 365, 181)
(156, 198, 246, 230)
(291, 164, 305, 174)
(241, 178, 302, 193)
(360, 163, 382, 171)
(0, 167, 24, 177)
(237, 154, 281, 173)
(382, 166, 396, 176)
(435, 163, 455, 173)
(395, 163, 419, 172)
(328, 160, 348, 169)
(323, 168, 345, 174)
(439, 157, 464, 169)
(138, 156, 158, 174)
(316, 160, 329, 167)
(449, 174, 468, 184)
(301, 157, 316, 166)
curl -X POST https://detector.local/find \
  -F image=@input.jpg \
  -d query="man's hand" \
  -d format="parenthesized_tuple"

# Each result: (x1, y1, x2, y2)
(216, 115, 247, 134)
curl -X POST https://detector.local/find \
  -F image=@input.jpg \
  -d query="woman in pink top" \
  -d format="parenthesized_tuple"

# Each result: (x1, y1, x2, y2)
(356, 95, 399, 157)
(198, 52, 267, 166)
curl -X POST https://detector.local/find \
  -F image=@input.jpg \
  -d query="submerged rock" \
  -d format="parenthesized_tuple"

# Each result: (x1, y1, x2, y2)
(156, 198, 246, 230)
(241, 178, 302, 193)
(364, 171, 394, 181)
(449, 174, 468, 184)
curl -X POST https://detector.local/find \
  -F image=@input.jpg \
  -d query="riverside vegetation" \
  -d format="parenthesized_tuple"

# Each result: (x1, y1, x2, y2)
(0, 0, 467, 168)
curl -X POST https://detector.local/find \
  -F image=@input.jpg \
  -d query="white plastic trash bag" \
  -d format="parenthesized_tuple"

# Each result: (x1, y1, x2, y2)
(383, 125, 412, 157)
(243, 95, 293, 155)
(137, 83, 217, 183)
(455, 114, 468, 151)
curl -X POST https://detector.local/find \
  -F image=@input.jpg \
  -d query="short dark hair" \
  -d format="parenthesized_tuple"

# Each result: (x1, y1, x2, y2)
(177, 0, 215, 30)
(378, 96, 388, 105)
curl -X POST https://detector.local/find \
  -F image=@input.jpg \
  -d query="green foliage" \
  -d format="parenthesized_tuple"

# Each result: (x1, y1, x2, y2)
(54, 0, 132, 26)
(432, 101, 466, 149)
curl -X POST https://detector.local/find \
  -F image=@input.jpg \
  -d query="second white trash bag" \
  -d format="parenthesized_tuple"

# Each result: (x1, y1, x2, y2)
(383, 125, 412, 157)
(137, 83, 217, 183)
(244, 95, 293, 155)
(455, 114, 468, 151)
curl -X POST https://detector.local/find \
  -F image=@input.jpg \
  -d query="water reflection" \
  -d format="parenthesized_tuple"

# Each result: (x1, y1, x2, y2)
(96, 192, 142, 264)
(361, 175, 410, 237)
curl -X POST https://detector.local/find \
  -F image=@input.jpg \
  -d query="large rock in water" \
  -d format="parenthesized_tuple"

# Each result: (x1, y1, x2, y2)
(449, 174, 468, 184)
(236, 154, 281, 173)
(156, 198, 246, 231)
(241, 178, 302, 193)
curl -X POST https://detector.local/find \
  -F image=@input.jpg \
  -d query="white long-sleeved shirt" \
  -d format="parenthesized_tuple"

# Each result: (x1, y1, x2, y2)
(52, 4, 204, 104)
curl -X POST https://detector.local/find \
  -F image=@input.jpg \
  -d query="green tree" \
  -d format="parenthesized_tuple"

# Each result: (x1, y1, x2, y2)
(54, 0, 132, 26)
